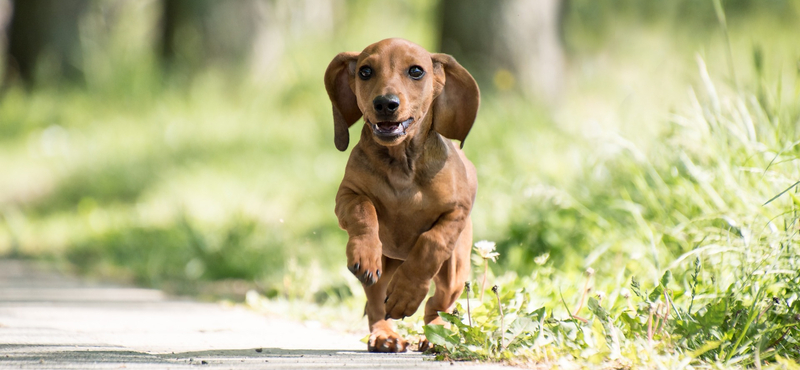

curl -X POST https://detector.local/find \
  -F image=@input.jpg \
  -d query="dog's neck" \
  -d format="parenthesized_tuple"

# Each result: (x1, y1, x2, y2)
(359, 114, 448, 181)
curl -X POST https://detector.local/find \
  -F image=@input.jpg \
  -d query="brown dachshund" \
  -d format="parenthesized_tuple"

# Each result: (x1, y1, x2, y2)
(324, 38, 479, 353)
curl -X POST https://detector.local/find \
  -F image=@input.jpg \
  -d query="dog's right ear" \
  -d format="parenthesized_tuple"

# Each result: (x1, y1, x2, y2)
(324, 52, 362, 151)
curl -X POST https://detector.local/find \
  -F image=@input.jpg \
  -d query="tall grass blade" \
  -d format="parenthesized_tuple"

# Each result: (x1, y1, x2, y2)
(763, 181, 800, 206)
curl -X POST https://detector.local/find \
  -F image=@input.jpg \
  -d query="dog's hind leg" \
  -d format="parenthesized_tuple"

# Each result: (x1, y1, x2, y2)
(417, 220, 471, 352)
(364, 256, 407, 352)
(423, 219, 472, 325)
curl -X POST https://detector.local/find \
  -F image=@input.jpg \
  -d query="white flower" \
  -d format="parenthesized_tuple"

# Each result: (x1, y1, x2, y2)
(473, 240, 499, 262)
(595, 292, 606, 302)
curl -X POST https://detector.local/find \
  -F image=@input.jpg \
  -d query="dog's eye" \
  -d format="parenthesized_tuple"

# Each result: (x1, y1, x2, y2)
(408, 66, 425, 80)
(358, 66, 372, 80)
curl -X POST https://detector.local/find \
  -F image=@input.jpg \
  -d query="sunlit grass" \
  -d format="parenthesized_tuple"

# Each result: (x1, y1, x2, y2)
(417, 55, 800, 368)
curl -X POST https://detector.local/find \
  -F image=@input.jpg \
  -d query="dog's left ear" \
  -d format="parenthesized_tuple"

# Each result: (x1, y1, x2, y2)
(324, 52, 362, 151)
(430, 53, 480, 148)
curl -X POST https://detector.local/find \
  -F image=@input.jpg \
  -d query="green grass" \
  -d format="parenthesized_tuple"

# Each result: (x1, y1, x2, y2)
(415, 58, 800, 368)
(1, 1, 800, 368)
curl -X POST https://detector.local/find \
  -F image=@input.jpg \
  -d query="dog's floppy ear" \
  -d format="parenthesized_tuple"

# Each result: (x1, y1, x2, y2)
(430, 53, 480, 148)
(324, 52, 362, 151)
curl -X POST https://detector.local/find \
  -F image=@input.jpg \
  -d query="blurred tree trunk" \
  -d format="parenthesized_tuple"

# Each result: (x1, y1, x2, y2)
(159, 0, 336, 83)
(439, 0, 566, 104)
(159, 0, 259, 73)
(0, 0, 10, 80)
(160, 0, 208, 67)
(5, 0, 88, 86)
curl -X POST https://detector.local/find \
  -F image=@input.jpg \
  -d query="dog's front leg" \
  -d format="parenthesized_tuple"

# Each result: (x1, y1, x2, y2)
(335, 188, 382, 286)
(384, 207, 468, 319)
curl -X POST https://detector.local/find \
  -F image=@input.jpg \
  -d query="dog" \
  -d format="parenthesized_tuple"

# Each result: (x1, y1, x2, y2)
(324, 38, 479, 353)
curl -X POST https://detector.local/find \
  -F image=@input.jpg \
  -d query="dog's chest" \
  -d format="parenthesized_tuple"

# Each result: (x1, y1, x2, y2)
(383, 186, 430, 212)
(376, 168, 450, 213)
(372, 181, 452, 259)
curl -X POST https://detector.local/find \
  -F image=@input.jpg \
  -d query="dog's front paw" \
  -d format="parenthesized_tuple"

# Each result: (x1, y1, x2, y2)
(368, 321, 408, 353)
(346, 236, 382, 286)
(384, 266, 430, 320)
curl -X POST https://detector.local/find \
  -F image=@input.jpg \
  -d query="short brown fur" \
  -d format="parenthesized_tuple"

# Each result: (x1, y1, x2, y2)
(324, 38, 479, 353)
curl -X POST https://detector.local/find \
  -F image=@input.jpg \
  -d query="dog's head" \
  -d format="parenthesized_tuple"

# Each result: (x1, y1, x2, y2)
(324, 38, 480, 151)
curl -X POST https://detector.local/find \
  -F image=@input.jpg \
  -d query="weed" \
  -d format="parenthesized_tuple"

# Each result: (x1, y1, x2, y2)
(421, 57, 800, 368)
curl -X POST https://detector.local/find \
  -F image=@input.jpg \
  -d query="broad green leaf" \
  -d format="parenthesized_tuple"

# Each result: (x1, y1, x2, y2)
(424, 324, 459, 351)
(648, 285, 664, 303)
(505, 316, 536, 347)
(587, 297, 610, 322)
(660, 270, 672, 288)
(438, 312, 468, 329)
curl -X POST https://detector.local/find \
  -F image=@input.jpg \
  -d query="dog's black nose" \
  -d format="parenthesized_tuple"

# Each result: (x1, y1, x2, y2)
(372, 95, 400, 115)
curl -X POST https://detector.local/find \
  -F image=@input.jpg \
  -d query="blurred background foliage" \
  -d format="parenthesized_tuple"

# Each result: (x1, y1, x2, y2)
(0, 0, 799, 307)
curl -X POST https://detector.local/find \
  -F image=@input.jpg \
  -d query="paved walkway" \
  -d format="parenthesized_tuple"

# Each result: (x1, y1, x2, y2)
(0, 259, 512, 369)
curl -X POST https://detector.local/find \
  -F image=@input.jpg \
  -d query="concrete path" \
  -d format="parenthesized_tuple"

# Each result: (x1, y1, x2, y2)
(0, 259, 512, 369)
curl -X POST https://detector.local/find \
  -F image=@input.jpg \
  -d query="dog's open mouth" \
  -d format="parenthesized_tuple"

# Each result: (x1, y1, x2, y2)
(370, 118, 413, 137)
